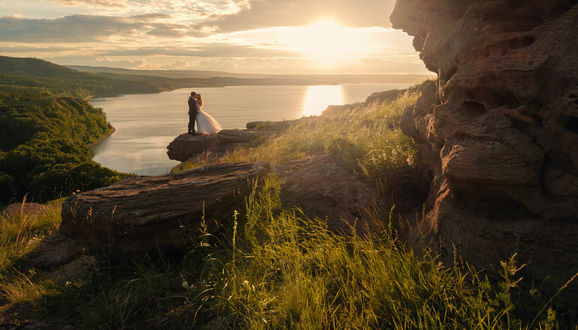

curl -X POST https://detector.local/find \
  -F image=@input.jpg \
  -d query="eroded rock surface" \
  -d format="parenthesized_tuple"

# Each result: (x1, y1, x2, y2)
(277, 155, 379, 234)
(27, 231, 97, 285)
(167, 133, 220, 161)
(60, 162, 269, 254)
(167, 130, 258, 162)
(391, 0, 578, 292)
(28, 231, 88, 269)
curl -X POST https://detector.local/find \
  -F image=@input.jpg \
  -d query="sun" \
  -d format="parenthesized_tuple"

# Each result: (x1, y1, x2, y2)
(289, 19, 362, 61)
(226, 19, 387, 68)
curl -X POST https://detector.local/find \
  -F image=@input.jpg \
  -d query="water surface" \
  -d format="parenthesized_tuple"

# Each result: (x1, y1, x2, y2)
(90, 83, 413, 175)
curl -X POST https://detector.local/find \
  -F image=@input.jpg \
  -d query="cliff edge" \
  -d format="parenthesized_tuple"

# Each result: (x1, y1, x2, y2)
(391, 0, 578, 293)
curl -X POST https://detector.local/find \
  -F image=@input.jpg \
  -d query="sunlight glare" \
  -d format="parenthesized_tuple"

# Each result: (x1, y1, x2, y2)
(290, 19, 366, 61)
(302, 85, 344, 117)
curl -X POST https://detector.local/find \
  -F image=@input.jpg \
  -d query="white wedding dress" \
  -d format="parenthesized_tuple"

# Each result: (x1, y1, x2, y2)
(195, 103, 222, 134)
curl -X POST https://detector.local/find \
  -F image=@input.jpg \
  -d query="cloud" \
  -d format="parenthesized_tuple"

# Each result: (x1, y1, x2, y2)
(197, 0, 397, 33)
(94, 57, 152, 69)
(0, 41, 301, 58)
(94, 44, 301, 57)
(0, 44, 74, 53)
(0, 14, 194, 42)
(0, 1, 397, 43)
(0, 0, 422, 74)
(47, 0, 127, 7)
(160, 60, 188, 69)
(178, 43, 301, 57)
(129, 13, 172, 21)
(149, 0, 250, 17)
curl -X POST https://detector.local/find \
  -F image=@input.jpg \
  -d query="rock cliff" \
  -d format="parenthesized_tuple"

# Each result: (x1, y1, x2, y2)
(391, 0, 578, 292)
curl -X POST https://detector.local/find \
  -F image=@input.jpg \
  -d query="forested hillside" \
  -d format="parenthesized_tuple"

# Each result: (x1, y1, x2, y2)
(0, 86, 122, 203)
(0, 56, 189, 98)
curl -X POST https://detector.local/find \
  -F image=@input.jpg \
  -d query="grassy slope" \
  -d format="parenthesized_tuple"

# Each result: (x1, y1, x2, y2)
(1, 83, 573, 328)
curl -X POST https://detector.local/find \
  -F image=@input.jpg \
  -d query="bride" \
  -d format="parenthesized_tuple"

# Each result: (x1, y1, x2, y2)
(193, 93, 222, 134)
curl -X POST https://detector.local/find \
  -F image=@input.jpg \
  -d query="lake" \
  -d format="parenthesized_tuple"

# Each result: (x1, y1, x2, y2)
(90, 83, 415, 175)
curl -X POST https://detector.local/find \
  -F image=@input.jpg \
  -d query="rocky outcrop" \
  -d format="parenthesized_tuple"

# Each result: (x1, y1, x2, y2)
(27, 232, 97, 285)
(168, 120, 317, 162)
(167, 133, 220, 161)
(391, 0, 578, 292)
(51, 154, 376, 255)
(167, 130, 258, 162)
(277, 155, 379, 234)
(60, 162, 269, 254)
(1, 202, 47, 219)
(28, 232, 88, 269)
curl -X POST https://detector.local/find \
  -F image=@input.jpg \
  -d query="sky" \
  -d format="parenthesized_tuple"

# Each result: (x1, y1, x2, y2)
(0, 0, 428, 74)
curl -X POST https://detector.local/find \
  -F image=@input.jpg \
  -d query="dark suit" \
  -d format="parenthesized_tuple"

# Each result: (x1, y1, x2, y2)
(188, 97, 198, 134)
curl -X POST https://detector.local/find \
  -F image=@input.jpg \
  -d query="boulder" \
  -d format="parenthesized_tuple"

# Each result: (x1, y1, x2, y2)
(167, 130, 257, 162)
(166, 133, 219, 161)
(277, 155, 379, 234)
(391, 0, 578, 294)
(27, 231, 88, 269)
(1, 202, 47, 219)
(27, 232, 97, 285)
(60, 162, 269, 254)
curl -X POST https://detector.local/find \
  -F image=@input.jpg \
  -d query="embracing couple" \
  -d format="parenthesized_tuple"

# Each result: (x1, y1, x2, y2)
(188, 91, 222, 135)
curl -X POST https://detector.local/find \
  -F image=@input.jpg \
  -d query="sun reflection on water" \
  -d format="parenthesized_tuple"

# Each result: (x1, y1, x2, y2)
(301, 85, 344, 117)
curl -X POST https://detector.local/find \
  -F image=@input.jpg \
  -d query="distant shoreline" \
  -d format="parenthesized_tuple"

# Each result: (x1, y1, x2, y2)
(67, 64, 433, 83)
(88, 80, 434, 101)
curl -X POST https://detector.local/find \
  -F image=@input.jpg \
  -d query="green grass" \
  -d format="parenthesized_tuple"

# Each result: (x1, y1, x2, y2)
(180, 177, 567, 329)
(0, 199, 62, 313)
(1, 82, 575, 327)
(0, 199, 62, 272)
(4, 177, 562, 328)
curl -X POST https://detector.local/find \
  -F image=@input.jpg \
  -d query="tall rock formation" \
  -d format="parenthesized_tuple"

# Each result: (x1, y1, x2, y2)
(391, 0, 578, 292)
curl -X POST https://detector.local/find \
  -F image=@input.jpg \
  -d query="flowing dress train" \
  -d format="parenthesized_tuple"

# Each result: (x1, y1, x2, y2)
(195, 104, 222, 134)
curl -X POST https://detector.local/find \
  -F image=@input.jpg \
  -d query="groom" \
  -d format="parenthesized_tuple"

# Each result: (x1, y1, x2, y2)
(188, 91, 198, 135)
